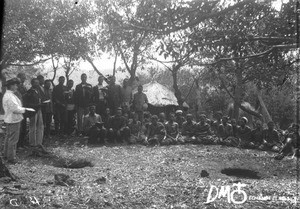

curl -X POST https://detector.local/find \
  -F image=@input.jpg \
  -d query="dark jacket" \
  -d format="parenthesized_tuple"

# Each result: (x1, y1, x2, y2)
(23, 88, 42, 117)
(64, 88, 75, 105)
(107, 84, 122, 109)
(92, 85, 107, 104)
(74, 83, 93, 108)
(53, 84, 67, 107)
(109, 115, 126, 130)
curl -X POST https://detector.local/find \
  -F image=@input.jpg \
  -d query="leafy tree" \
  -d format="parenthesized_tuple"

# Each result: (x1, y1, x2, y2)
(42, 0, 97, 81)
(2, 0, 98, 81)
(94, 0, 163, 83)
(189, 1, 297, 120)
(1, 0, 51, 70)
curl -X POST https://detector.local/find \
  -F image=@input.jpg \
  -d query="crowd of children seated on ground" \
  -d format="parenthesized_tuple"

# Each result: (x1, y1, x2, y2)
(83, 104, 300, 161)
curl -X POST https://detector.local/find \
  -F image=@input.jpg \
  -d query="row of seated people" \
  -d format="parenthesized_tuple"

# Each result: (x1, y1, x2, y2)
(82, 105, 300, 158)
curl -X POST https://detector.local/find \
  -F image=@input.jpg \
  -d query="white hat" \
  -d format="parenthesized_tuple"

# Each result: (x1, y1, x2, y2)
(175, 110, 183, 114)
(241, 117, 248, 124)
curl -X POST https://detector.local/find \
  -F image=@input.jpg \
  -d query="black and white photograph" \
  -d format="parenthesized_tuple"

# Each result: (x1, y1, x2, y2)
(0, 0, 299, 208)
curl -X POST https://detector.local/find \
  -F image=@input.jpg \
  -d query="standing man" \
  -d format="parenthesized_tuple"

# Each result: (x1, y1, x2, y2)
(64, 80, 76, 135)
(132, 85, 148, 123)
(2, 78, 33, 163)
(52, 76, 67, 136)
(92, 75, 107, 117)
(107, 76, 122, 115)
(121, 78, 132, 110)
(74, 73, 93, 136)
(16, 73, 28, 148)
(23, 78, 46, 153)
(37, 75, 47, 125)
(43, 80, 53, 139)
(37, 75, 45, 96)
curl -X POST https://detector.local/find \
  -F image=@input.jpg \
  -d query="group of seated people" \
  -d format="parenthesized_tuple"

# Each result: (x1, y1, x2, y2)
(82, 105, 300, 160)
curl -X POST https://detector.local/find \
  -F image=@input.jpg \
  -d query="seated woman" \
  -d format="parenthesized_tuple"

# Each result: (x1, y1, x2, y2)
(221, 117, 246, 147)
(145, 115, 166, 145)
(249, 120, 264, 149)
(83, 105, 107, 144)
(275, 123, 300, 160)
(128, 112, 144, 144)
(180, 114, 197, 143)
(158, 112, 167, 124)
(107, 107, 130, 144)
(175, 110, 186, 131)
(236, 117, 253, 148)
(163, 113, 180, 145)
(195, 114, 216, 144)
(141, 111, 152, 134)
(218, 116, 233, 145)
(259, 121, 281, 152)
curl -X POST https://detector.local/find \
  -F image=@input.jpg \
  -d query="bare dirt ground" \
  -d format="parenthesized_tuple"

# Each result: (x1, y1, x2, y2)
(0, 136, 299, 209)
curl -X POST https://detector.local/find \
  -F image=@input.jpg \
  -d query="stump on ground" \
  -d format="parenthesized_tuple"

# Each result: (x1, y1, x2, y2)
(54, 173, 75, 186)
(54, 158, 94, 169)
(0, 156, 17, 181)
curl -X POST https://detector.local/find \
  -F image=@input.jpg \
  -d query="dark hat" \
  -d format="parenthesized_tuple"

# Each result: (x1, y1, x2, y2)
(88, 103, 96, 108)
(216, 111, 223, 116)
(222, 116, 229, 120)
(199, 114, 206, 118)
(292, 123, 299, 129)
(5, 78, 20, 87)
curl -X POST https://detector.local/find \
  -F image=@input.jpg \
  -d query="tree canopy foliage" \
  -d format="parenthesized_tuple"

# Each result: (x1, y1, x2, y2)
(1, 0, 298, 121)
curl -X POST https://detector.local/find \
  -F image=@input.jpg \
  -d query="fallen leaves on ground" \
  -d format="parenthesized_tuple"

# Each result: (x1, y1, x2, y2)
(0, 137, 299, 209)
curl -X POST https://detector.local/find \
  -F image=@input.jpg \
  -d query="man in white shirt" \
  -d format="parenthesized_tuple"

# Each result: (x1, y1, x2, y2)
(2, 78, 34, 163)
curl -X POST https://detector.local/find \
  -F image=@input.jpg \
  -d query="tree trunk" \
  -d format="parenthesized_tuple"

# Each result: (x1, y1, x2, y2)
(51, 55, 58, 84)
(257, 88, 272, 123)
(65, 69, 70, 83)
(233, 67, 243, 120)
(172, 65, 183, 107)
(195, 78, 202, 113)
(113, 50, 117, 77)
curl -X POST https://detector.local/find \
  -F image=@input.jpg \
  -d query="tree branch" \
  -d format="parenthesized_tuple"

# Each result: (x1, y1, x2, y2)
(145, 55, 172, 71)
(191, 36, 294, 48)
(6, 58, 51, 67)
(84, 56, 109, 83)
(124, 0, 254, 34)
(193, 44, 297, 66)
(183, 78, 196, 101)
(116, 42, 131, 74)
